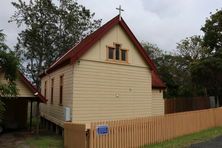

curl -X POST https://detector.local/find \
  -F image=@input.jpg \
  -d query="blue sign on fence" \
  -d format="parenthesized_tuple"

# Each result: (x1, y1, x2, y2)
(97, 125, 109, 135)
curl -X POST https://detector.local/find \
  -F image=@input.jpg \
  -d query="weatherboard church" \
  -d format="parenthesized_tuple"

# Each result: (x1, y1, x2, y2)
(40, 13, 165, 128)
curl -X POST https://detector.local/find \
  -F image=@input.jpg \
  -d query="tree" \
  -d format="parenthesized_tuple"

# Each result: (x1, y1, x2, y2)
(157, 54, 201, 98)
(191, 57, 222, 105)
(191, 9, 222, 106)
(176, 36, 207, 97)
(142, 42, 181, 98)
(10, 0, 101, 88)
(201, 9, 222, 56)
(176, 35, 206, 61)
(142, 39, 206, 98)
(0, 30, 18, 97)
(0, 30, 19, 124)
(141, 42, 163, 61)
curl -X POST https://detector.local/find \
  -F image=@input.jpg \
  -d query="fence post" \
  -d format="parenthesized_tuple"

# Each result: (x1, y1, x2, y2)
(64, 123, 87, 148)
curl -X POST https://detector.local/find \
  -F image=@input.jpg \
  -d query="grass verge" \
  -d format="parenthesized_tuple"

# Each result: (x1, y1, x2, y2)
(143, 126, 222, 148)
(25, 131, 63, 148)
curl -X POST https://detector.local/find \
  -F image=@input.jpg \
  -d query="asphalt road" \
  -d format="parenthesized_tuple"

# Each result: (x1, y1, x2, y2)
(190, 135, 222, 148)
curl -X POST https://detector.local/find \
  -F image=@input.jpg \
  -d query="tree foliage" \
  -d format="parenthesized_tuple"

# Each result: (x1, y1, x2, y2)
(176, 35, 206, 61)
(0, 30, 19, 122)
(191, 57, 222, 95)
(142, 41, 204, 98)
(191, 9, 222, 106)
(201, 9, 222, 55)
(10, 0, 101, 88)
(142, 10, 222, 101)
(141, 42, 163, 61)
(0, 30, 18, 96)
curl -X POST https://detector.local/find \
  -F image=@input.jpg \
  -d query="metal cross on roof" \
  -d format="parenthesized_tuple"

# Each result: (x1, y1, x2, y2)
(116, 5, 124, 20)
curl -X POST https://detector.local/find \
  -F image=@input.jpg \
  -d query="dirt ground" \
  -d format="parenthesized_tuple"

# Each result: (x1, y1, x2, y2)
(0, 129, 63, 148)
(0, 131, 31, 148)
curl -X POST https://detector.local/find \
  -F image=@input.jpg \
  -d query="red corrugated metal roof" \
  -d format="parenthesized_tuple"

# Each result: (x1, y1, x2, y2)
(151, 71, 166, 89)
(18, 71, 47, 103)
(40, 15, 165, 89)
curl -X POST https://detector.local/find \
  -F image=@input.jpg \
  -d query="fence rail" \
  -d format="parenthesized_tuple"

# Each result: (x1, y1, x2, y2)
(64, 108, 222, 148)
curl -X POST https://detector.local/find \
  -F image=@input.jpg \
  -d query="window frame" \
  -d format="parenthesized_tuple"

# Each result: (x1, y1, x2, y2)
(44, 80, 47, 99)
(59, 75, 64, 106)
(115, 44, 120, 60)
(107, 46, 115, 61)
(106, 43, 128, 63)
(51, 78, 54, 104)
(121, 49, 128, 62)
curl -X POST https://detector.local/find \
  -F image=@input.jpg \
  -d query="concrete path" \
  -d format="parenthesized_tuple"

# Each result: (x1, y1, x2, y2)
(190, 135, 222, 148)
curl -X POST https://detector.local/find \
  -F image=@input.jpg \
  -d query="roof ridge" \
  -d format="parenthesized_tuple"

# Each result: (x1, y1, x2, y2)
(45, 15, 120, 72)
(39, 15, 165, 89)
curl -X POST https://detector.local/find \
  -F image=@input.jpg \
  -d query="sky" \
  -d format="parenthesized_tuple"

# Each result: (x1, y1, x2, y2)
(1, 0, 222, 51)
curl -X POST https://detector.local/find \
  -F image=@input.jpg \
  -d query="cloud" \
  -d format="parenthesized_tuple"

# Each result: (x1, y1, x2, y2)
(1, 0, 222, 51)
(0, 0, 27, 49)
(141, 0, 184, 18)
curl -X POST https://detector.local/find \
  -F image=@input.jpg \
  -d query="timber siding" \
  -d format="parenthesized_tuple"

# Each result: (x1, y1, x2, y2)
(73, 60, 152, 123)
(152, 89, 164, 116)
(81, 25, 147, 67)
(40, 64, 74, 127)
(72, 24, 154, 123)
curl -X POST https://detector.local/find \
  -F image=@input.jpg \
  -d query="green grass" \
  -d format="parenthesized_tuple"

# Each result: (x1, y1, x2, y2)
(143, 126, 222, 148)
(25, 132, 63, 148)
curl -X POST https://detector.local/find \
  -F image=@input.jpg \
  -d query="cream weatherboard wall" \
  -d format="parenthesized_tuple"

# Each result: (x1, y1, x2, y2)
(151, 90, 164, 116)
(72, 24, 158, 123)
(73, 61, 152, 123)
(40, 64, 74, 127)
(0, 72, 34, 97)
(80, 25, 147, 67)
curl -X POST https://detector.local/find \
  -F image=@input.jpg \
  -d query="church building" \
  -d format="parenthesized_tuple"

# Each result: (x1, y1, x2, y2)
(40, 15, 165, 128)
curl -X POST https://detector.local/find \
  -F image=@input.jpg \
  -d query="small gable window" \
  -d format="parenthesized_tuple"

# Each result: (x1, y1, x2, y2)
(121, 49, 127, 61)
(115, 44, 120, 60)
(107, 43, 128, 63)
(108, 47, 114, 59)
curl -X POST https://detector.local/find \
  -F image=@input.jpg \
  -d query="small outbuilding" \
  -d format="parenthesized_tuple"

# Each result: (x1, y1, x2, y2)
(0, 71, 46, 131)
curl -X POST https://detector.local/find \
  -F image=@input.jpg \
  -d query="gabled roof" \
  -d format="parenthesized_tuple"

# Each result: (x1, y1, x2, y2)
(40, 15, 165, 89)
(18, 71, 47, 103)
(151, 71, 166, 89)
